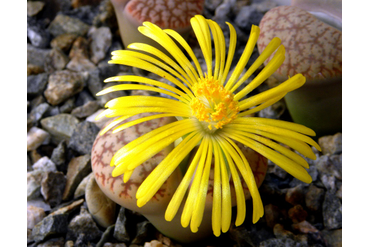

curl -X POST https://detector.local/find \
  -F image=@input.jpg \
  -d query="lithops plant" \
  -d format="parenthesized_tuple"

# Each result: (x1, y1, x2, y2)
(110, 0, 205, 49)
(91, 113, 267, 242)
(257, 3, 342, 137)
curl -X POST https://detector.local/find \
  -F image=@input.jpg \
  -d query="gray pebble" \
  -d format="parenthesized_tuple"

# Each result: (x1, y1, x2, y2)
(32, 156, 57, 172)
(27, 205, 46, 229)
(114, 207, 130, 242)
(27, 1, 45, 17)
(27, 44, 51, 68)
(322, 192, 342, 230)
(62, 154, 91, 201)
(32, 214, 69, 243)
(89, 26, 112, 64)
(67, 207, 102, 243)
(50, 140, 67, 170)
(48, 14, 90, 37)
(41, 171, 66, 207)
(44, 48, 70, 73)
(27, 17, 50, 48)
(36, 237, 65, 247)
(68, 121, 100, 155)
(71, 100, 100, 118)
(66, 55, 97, 72)
(27, 72, 49, 98)
(28, 102, 50, 128)
(27, 170, 44, 200)
(305, 184, 325, 212)
(40, 114, 80, 144)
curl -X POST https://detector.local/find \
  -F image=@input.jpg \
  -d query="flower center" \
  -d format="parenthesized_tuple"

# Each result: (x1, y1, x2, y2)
(190, 75, 239, 132)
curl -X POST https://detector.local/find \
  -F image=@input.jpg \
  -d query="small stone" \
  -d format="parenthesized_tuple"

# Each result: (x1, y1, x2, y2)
(259, 237, 302, 247)
(27, 17, 50, 48)
(49, 198, 84, 216)
(292, 220, 318, 234)
(97, 224, 116, 247)
(36, 237, 65, 247)
(85, 175, 116, 227)
(27, 127, 51, 151)
(67, 207, 102, 242)
(131, 221, 155, 245)
(318, 133, 342, 155)
(68, 121, 100, 154)
(48, 14, 90, 37)
(27, 205, 46, 229)
(50, 140, 67, 172)
(27, 199, 51, 212)
(28, 102, 50, 127)
(214, 1, 233, 20)
(27, 64, 45, 76)
(69, 36, 90, 59)
(88, 26, 112, 64)
(27, 72, 48, 98)
(27, 1, 45, 16)
(86, 68, 103, 98)
(62, 154, 92, 201)
(229, 224, 274, 247)
(204, 0, 223, 12)
(40, 114, 80, 144)
(71, 100, 100, 118)
(264, 204, 281, 228)
(235, 5, 263, 30)
(144, 240, 163, 247)
(285, 185, 305, 206)
(28, 154, 33, 171)
(44, 48, 70, 73)
(50, 33, 78, 53)
(322, 192, 342, 229)
(103, 243, 127, 247)
(32, 156, 57, 172)
(41, 171, 66, 207)
(71, 0, 103, 8)
(113, 207, 130, 242)
(44, 70, 85, 106)
(315, 154, 341, 191)
(65, 240, 74, 247)
(27, 170, 44, 200)
(27, 44, 51, 68)
(66, 55, 97, 72)
(288, 204, 308, 223)
(32, 214, 69, 243)
(74, 173, 93, 198)
(60, 97, 76, 113)
(321, 229, 342, 247)
(336, 183, 342, 200)
(305, 184, 325, 212)
(273, 223, 295, 239)
(75, 89, 95, 106)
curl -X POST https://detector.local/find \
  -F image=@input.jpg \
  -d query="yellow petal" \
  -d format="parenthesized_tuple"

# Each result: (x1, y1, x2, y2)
(210, 138, 222, 236)
(230, 37, 281, 93)
(221, 22, 237, 85)
(128, 43, 197, 85)
(190, 136, 213, 233)
(191, 15, 213, 76)
(109, 54, 194, 97)
(225, 25, 260, 91)
(235, 45, 286, 101)
(136, 132, 202, 207)
(103, 75, 191, 103)
(165, 29, 204, 80)
(223, 132, 312, 184)
(238, 74, 305, 111)
(181, 136, 210, 228)
(165, 136, 206, 222)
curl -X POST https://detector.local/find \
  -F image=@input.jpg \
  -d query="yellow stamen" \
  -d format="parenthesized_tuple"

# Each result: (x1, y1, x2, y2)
(190, 76, 239, 131)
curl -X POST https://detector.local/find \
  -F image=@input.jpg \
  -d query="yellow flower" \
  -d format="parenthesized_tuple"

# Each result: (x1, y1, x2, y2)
(96, 15, 321, 236)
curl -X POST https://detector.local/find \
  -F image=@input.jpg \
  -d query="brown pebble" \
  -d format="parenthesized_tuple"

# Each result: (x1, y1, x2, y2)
(288, 204, 308, 223)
